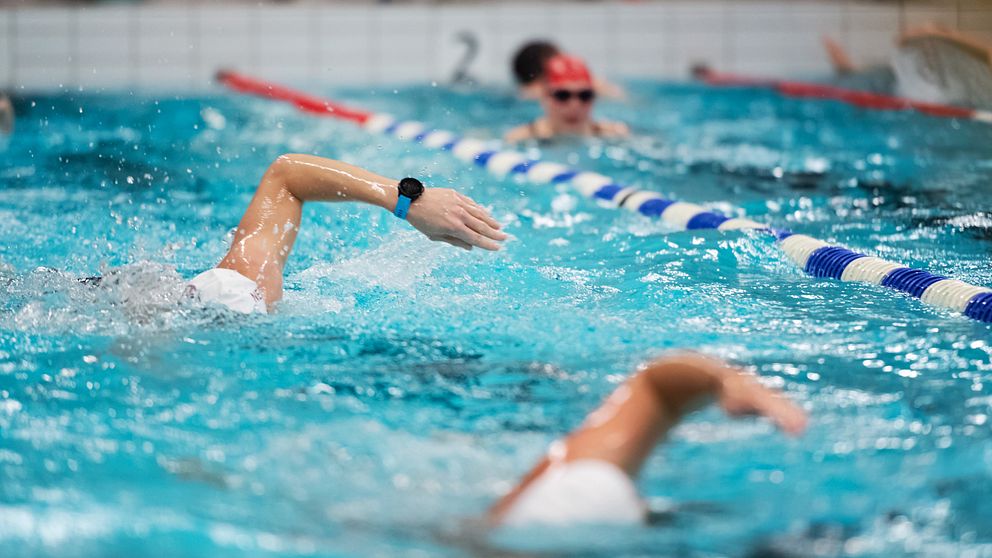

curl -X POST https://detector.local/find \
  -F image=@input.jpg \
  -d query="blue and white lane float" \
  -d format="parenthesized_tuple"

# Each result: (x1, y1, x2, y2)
(217, 71, 992, 323)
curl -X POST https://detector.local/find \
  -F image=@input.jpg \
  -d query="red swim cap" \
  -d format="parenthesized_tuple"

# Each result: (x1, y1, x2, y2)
(544, 54, 593, 86)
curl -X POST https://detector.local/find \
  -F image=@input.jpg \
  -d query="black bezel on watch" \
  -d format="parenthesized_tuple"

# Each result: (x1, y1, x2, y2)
(398, 177, 425, 202)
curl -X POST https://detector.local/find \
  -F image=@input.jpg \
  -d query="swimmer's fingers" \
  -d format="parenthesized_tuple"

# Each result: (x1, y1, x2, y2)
(439, 235, 473, 251)
(453, 225, 503, 251)
(461, 210, 507, 244)
(466, 203, 503, 230)
(719, 374, 807, 436)
(754, 393, 808, 437)
(457, 193, 503, 230)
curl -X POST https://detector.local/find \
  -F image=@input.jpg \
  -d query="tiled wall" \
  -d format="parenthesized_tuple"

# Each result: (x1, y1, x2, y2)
(1, 1, 991, 91)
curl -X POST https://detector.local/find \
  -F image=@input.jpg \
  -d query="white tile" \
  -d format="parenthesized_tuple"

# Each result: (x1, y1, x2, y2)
(373, 4, 433, 82)
(790, 7, 844, 36)
(846, 2, 900, 31)
(317, 5, 374, 76)
(669, 2, 727, 33)
(13, 8, 72, 66)
(493, 2, 554, 28)
(257, 15, 311, 66)
(378, 5, 435, 31)
(12, 8, 71, 30)
(254, 63, 313, 84)
(320, 6, 375, 31)
(377, 60, 433, 85)
(139, 30, 194, 67)
(15, 30, 72, 68)
(548, 4, 613, 33)
(729, 3, 792, 33)
(77, 30, 130, 64)
(673, 31, 727, 75)
(77, 65, 132, 91)
(616, 2, 670, 26)
(552, 28, 609, 61)
(0, 12, 10, 87)
(197, 6, 253, 36)
(77, 6, 131, 34)
(492, 12, 555, 58)
(377, 37, 432, 79)
(433, 7, 496, 85)
(135, 62, 193, 90)
(845, 30, 898, 67)
(17, 63, 72, 90)
(613, 56, 667, 79)
(311, 61, 372, 86)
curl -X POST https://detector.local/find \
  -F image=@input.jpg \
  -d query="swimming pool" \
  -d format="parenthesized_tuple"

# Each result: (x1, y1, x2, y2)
(1, 81, 990, 557)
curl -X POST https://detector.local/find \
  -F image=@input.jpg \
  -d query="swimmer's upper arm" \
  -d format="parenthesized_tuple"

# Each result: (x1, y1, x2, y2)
(601, 121, 630, 138)
(504, 125, 532, 144)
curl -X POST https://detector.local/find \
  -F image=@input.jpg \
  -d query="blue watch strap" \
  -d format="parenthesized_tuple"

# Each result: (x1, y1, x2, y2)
(394, 194, 413, 220)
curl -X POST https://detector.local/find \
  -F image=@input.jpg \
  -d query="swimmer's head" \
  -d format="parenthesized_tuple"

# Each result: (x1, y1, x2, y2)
(512, 40, 560, 86)
(541, 54, 596, 127)
(690, 63, 713, 80)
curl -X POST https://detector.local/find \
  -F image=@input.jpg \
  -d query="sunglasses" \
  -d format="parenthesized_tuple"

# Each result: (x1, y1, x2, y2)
(550, 89, 596, 103)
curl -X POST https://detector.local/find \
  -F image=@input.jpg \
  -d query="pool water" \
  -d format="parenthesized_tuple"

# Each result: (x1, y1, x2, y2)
(1, 81, 991, 557)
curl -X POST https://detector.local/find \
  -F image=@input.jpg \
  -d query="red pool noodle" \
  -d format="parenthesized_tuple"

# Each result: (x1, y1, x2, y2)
(702, 70, 977, 120)
(215, 70, 373, 125)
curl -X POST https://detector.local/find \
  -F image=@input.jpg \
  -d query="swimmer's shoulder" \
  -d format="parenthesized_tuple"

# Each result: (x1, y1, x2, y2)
(504, 120, 543, 144)
(594, 120, 630, 139)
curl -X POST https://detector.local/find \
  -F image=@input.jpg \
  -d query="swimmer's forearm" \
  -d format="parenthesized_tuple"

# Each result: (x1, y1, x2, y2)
(550, 354, 733, 477)
(272, 153, 400, 212)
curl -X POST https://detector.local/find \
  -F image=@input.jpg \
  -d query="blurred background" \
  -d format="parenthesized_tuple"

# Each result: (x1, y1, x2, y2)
(1, 0, 990, 91)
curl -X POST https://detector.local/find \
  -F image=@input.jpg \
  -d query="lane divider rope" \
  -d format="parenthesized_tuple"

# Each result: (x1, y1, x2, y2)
(701, 70, 992, 124)
(216, 71, 992, 323)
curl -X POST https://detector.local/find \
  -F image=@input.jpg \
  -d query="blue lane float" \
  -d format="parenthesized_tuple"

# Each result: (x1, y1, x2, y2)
(363, 113, 992, 323)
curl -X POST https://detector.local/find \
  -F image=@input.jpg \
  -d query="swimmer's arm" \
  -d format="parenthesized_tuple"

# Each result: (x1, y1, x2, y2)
(601, 120, 630, 138)
(822, 35, 858, 74)
(219, 154, 505, 307)
(594, 77, 627, 100)
(503, 124, 533, 144)
(898, 25, 992, 64)
(488, 353, 807, 523)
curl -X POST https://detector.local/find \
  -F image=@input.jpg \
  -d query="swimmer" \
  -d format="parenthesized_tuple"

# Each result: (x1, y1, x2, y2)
(0, 93, 13, 136)
(187, 155, 506, 313)
(822, 24, 992, 108)
(504, 54, 630, 144)
(512, 40, 626, 100)
(489, 352, 807, 527)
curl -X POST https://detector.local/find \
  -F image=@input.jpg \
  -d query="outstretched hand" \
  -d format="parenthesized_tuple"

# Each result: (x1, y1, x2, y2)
(407, 188, 507, 251)
(716, 370, 808, 436)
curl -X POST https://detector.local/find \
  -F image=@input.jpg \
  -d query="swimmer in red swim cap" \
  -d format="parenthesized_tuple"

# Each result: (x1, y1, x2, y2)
(505, 54, 630, 143)
(511, 40, 626, 100)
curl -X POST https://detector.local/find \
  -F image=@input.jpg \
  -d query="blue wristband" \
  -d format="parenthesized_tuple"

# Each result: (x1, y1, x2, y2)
(394, 194, 412, 220)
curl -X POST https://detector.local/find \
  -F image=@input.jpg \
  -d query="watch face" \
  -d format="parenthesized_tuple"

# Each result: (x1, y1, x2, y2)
(399, 177, 425, 200)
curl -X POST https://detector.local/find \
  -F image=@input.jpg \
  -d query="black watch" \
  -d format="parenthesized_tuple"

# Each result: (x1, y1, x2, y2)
(394, 177, 425, 219)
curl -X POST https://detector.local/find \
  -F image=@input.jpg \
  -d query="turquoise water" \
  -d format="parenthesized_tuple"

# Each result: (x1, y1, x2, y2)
(1, 82, 991, 557)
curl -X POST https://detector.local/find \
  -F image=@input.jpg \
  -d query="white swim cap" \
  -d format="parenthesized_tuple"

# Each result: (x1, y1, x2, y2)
(187, 268, 266, 314)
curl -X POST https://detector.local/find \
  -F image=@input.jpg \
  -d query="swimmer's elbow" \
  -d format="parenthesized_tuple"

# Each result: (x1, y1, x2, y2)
(639, 352, 723, 400)
(264, 154, 310, 192)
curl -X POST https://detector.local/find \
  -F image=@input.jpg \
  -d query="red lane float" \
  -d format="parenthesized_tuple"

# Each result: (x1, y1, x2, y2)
(215, 70, 373, 125)
(702, 70, 987, 122)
